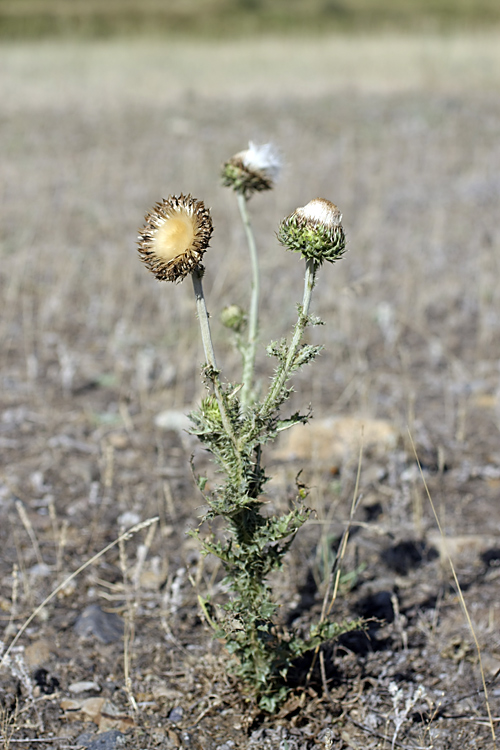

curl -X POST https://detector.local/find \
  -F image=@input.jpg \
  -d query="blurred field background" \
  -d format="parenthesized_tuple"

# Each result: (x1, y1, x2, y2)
(2, 29, 500, 422)
(2, 0, 500, 37)
(2, 2, 500, 746)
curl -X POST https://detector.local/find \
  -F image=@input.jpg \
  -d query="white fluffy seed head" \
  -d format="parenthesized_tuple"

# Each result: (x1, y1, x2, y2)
(239, 142, 282, 182)
(222, 141, 281, 196)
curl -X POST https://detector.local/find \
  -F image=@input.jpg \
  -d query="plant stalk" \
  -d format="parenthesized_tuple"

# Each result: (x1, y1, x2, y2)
(237, 192, 260, 410)
(260, 258, 318, 417)
(191, 267, 239, 450)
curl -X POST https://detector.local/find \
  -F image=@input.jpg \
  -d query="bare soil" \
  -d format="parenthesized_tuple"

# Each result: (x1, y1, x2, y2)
(1, 36, 500, 749)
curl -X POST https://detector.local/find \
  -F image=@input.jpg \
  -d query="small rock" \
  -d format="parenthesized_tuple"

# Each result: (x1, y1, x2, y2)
(168, 706, 183, 723)
(117, 510, 141, 527)
(274, 416, 398, 466)
(25, 639, 51, 667)
(28, 563, 52, 578)
(30, 470, 49, 493)
(428, 532, 500, 566)
(480, 653, 500, 675)
(107, 433, 128, 450)
(362, 463, 387, 485)
(74, 605, 124, 644)
(69, 680, 101, 694)
(75, 732, 95, 747)
(152, 683, 183, 701)
(62, 697, 134, 733)
(79, 730, 125, 750)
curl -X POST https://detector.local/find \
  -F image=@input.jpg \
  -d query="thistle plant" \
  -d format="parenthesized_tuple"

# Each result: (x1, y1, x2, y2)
(137, 156, 360, 711)
(221, 142, 281, 409)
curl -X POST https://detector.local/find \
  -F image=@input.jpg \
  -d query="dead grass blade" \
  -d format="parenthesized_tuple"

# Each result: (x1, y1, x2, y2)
(0, 517, 159, 671)
(408, 428, 496, 744)
(307, 429, 364, 683)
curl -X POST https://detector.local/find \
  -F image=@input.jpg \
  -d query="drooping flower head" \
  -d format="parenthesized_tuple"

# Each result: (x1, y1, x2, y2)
(221, 142, 282, 197)
(138, 194, 213, 283)
(277, 198, 346, 265)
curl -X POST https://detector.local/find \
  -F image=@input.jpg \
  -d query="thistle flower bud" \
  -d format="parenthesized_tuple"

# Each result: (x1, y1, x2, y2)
(277, 198, 346, 265)
(138, 194, 213, 283)
(200, 394, 222, 429)
(221, 142, 281, 197)
(220, 304, 247, 333)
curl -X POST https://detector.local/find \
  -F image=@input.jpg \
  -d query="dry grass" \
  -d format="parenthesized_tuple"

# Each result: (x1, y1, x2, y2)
(2, 33, 499, 405)
(1, 33, 500, 748)
(1, 33, 500, 110)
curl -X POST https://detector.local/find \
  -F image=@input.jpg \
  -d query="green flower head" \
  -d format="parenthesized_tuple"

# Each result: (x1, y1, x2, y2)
(277, 198, 346, 265)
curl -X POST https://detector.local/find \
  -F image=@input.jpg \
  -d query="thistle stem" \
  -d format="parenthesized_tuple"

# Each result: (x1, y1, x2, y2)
(191, 267, 238, 449)
(191, 267, 218, 370)
(237, 192, 260, 410)
(260, 258, 318, 417)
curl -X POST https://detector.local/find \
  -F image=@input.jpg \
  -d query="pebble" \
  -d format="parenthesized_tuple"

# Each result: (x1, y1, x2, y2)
(28, 563, 52, 578)
(117, 510, 141, 527)
(107, 433, 128, 449)
(75, 730, 125, 750)
(168, 706, 183, 723)
(74, 604, 124, 644)
(274, 416, 398, 464)
(68, 680, 101, 694)
(25, 639, 51, 667)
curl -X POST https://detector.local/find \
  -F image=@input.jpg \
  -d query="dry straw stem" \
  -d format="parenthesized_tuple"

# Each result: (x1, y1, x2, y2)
(15, 500, 44, 568)
(0, 701, 19, 750)
(0, 517, 159, 670)
(5, 565, 19, 637)
(119, 518, 158, 711)
(308, 431, 364, 684)
(408, 429, 496, 744)
(119, 529, 138, 712)
(325, 432, 364, 619)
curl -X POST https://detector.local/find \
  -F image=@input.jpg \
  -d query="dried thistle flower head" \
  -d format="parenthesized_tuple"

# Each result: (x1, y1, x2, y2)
(221, 141, 281, 197)
(138, 194, 213, 282)
(277, 198, 346, 265)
